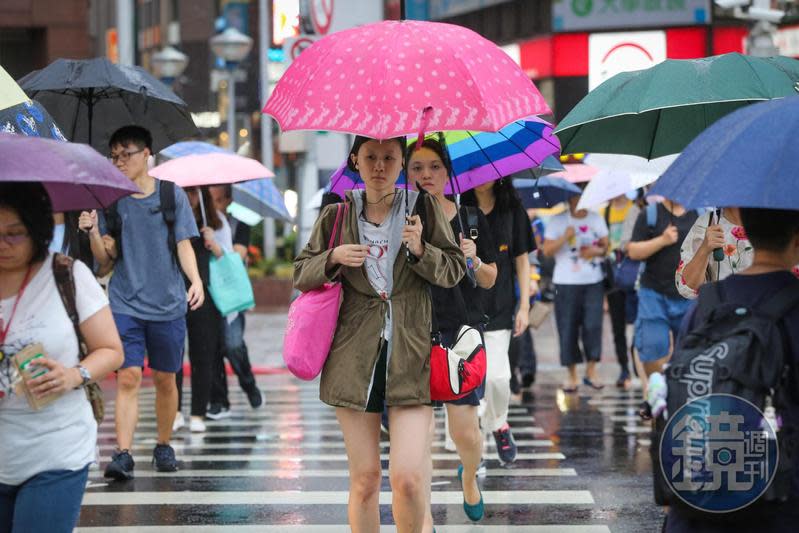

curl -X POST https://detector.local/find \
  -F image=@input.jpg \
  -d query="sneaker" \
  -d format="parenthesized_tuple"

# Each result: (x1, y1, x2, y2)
(246, 388, 263, 409)
(104, 449, 135, 481)
(476, 460, 487, 478)
(492, 424, 517, 465)
(190, 417, 207, 433)
(205, 404, 231, 420)
(172, 412, 185, 432)
(152, 444, 178, 472)
(444, 436, 457, 452)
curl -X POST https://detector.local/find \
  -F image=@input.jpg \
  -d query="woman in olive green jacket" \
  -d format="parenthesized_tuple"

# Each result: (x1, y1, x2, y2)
(294, 136, 465, 533)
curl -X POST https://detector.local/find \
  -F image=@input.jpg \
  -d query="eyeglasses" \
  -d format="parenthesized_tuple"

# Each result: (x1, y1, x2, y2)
(109, 148, 144, 164)
(0, 231, 29, 246)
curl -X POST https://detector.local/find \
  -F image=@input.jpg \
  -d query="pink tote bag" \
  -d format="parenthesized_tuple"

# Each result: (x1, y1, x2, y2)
(283, 203, 347, 380)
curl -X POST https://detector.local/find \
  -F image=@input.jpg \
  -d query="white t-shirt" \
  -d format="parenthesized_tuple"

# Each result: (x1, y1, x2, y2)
(0, 254, 108, 485)
(544, 211, 609, 285)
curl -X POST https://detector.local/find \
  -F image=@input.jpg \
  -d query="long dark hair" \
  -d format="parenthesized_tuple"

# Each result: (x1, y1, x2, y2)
(0, 182, 53, 264)
(460, 177, 522, 214)
(187, 186, 222, 230)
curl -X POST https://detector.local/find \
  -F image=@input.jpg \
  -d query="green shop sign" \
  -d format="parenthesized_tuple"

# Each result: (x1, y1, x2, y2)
(553, 0, 710, 31)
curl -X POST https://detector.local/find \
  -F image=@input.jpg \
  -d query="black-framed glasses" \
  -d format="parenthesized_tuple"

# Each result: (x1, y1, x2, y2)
(109, 148, 144, 164)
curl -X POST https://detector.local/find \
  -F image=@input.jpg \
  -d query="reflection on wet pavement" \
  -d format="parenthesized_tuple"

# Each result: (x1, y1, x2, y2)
(77, 375, 664, 532)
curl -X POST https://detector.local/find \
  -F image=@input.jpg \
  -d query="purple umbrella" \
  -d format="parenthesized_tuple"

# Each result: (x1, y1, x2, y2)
(0, 133, 139, 211)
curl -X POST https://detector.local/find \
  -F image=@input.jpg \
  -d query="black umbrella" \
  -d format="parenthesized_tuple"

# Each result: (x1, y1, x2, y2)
(18, 57, 198, 153)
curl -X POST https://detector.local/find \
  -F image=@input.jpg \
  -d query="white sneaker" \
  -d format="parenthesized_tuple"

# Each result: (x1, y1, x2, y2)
(444, 437, 457, 452)
(172, 412, 185, 432)
(190, 417, 207, 433)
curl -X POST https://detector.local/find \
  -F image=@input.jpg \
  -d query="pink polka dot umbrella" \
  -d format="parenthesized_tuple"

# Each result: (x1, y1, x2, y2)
(263, 20, 551, 140)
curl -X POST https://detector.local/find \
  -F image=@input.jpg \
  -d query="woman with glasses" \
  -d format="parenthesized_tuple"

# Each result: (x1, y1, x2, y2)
(0, 182, 124, 533)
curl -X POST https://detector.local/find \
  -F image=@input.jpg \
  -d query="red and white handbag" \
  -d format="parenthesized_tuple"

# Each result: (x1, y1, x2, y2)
(429, 325, 487, 401)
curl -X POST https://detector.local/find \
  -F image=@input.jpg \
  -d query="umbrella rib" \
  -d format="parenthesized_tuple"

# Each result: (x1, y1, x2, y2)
(466, 131, 505, 181)
(647, 109, 664, 161)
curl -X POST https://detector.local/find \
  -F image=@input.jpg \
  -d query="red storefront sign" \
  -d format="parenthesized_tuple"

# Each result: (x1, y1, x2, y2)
(519, 26, 747, 79)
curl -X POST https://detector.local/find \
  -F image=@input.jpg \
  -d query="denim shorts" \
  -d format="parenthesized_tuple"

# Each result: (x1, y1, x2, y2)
(634, 287, 693, 363)
(113, 313, 186, 373)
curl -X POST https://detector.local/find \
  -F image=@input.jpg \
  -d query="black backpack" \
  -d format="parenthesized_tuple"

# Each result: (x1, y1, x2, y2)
(652, 278, 799, 511)
(105, 179, 178, 262)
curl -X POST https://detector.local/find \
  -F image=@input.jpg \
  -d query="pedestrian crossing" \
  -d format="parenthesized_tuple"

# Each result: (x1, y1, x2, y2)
(77, 376, 617, 530)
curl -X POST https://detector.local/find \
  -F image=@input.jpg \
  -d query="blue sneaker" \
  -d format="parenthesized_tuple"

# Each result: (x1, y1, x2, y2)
(104, 449, 135, 481)
(152, 444, 178, 472)
(457, 464, 484, 522)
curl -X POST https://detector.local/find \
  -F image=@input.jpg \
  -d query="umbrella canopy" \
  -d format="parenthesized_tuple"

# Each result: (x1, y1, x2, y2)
(0, 65, 28, 110)
(650, 96, 799, 211)
(264, 19, 550, 140)
(19, 57, 199, 152)
(150, 152, 275, 187)
(227, 202, 264, 226)
(532, 154, 565, 178)
(549, 163, 598, 184)
(158, 141, 291, 222)
(233, 179, 293, 223)
(576, 154, 678, 209)
(0, 132, 139, 210)
(329, 117, 560, 197)
(555, 53, 799, 159)
(1, 65, 67, 141)
(514, 177, 581, 209)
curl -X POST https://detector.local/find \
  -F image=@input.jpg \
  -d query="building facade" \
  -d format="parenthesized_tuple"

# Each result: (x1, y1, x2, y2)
(0, 0, 91, 79)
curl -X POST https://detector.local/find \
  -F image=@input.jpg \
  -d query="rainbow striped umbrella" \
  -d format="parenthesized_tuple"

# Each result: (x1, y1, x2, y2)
(329, 116, 560, 195)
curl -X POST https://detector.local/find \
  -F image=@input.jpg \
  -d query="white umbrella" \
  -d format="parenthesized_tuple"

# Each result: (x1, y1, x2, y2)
(305, 187, 326, 210)
(577, 154, 678, 210)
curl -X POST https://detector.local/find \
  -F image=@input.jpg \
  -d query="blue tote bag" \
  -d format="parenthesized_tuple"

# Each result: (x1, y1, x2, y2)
(209, 252, 255, 315)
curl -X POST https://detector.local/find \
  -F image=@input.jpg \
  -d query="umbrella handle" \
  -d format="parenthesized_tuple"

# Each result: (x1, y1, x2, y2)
(199, 189, 208, 227)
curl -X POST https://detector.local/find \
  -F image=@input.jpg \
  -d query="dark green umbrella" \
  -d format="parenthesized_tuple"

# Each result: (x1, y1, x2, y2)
(554, 53, 799, 159)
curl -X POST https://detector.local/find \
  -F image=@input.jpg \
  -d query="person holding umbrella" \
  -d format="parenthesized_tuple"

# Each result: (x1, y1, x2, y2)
(461, 177, 535, 464)
(0, 182, 124, 533)
(80, 125, 204, 479)
(542, 188, 609, 393)
(294, 135, 465, 533)
(408, 137, 497, 524)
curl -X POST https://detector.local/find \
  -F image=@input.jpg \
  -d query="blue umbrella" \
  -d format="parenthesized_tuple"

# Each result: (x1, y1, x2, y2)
(159, 141, 292, 223)
(0, 99, 67, 141)
(514, 177, 581, 209)
(650, 96, 799, 210)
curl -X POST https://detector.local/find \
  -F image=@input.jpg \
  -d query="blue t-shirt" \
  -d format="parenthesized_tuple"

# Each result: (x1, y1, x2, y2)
(100, 180, 199, 321)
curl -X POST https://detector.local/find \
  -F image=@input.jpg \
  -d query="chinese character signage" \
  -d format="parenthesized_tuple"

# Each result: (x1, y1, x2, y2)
(553, 0, 711, 32)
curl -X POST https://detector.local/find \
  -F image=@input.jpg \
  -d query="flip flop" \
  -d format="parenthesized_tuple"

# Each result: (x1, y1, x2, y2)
(561, 384, 578, 394)
(582, 377, 605, 390)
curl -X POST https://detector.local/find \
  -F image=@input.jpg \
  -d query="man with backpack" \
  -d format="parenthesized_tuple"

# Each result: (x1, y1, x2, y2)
(627, 198, 698, 416)
(79, 126, 203, 479)
(655, 207, 799, 531)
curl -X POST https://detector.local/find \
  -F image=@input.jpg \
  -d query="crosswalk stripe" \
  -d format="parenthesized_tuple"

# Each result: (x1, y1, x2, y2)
(97, 427, 547, 438)
(99, 452, 566, 461)
(96, 439, 556, 451)
(77, 526, 611, 532)
(87, 467, 578, 479)
(81, 490, 594, 505)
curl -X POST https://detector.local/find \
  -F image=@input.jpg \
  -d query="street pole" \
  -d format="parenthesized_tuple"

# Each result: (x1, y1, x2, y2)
(228, 69, 237, 152)
(117, 0, 135, 65)
(259, 0, 277, 260)
(298, 133, 318, 256)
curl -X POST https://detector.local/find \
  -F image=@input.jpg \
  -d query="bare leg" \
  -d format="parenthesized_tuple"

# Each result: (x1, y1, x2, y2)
(446, 404, 482, 505)
(115, 367, 142, 450)
(152, 370, 178, 445)
(389, 405, 433, 533)
(422, 413, 436, 533)
(336, 408, 382, 533)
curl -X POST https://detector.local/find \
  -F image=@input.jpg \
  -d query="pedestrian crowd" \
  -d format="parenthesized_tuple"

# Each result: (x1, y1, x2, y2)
(2, 42, 799, 533)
